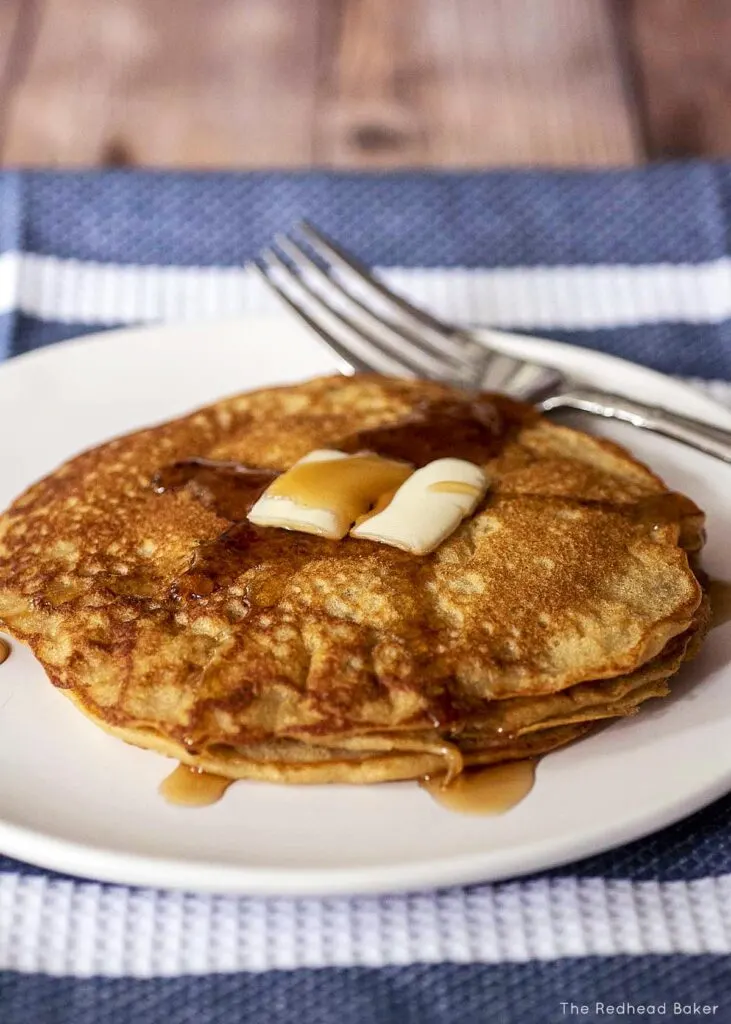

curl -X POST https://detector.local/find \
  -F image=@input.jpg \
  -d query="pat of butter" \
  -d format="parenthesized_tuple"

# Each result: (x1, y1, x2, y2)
(350, 458, 488, 554)
(247, 450, 348, 538)
(247, 449, 413, 540)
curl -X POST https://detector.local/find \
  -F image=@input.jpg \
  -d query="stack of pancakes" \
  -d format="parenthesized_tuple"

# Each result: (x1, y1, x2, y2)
(0, 375, 708, 783)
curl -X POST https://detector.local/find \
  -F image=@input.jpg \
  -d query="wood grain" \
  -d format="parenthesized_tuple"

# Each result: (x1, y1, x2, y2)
(0, 0, 647, 168)
(621, 0, 731, 159)
(314, 0, 429, 166)
(0, 0, 42, 158)
(0, 0, 23, 69)
(315, 0, 640, 166)
(419, 0, 641, 166)
(1, 0, 321, 166)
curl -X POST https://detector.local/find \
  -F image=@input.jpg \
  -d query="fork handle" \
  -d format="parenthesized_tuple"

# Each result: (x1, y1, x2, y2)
(540, 387, 731, 464)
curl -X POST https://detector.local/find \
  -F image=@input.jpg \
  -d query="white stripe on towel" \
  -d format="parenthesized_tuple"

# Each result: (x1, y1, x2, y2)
(2, 252, 731, 328)
(0, 873, 730, 977)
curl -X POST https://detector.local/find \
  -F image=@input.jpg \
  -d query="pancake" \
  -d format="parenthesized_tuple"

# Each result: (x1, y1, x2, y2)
(0, 374, 707, 784)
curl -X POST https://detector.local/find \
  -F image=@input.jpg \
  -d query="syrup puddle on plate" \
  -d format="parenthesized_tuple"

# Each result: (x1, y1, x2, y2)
(0, 639, 9, 666)
(709, 579, 731, 630)
(420, 760, 536, 816)
(159, 758, 536, 814)
(160, 764, 233, 807)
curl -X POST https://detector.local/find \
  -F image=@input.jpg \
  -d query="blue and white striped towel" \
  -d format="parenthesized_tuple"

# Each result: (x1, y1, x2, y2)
(1, 168, 731, 1024)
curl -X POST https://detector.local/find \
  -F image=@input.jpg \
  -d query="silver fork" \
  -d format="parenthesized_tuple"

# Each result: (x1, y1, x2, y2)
(252, 222, 731, 464)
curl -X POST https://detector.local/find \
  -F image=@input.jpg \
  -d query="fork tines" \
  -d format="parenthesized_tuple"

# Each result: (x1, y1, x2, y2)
(252, 222, 480, 383)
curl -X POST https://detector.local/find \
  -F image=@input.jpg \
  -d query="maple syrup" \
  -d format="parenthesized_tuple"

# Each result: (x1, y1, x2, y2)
(159, 763, 233, 807)
(421, 760, 536, 815)
(266, 454, 412, 534)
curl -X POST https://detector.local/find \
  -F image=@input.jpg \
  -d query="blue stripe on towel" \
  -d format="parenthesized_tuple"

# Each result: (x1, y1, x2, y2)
(16, 165, 731, 268)
(1, 958, 729, 1024)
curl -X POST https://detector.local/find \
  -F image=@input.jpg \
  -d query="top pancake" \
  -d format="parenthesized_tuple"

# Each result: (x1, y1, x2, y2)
(0, 374, 704, 753)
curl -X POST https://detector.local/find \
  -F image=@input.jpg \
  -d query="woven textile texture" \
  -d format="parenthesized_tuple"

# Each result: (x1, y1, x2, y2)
(0, 168, 731, 1024)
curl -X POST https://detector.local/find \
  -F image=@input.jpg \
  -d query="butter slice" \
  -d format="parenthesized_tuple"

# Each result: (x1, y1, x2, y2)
(350, 458, 488, 554)
(247, 450, 349, 539)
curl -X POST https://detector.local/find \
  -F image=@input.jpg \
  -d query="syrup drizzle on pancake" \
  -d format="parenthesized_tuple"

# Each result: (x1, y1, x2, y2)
(153, 458, 277, 520)
(152, 397, 514, 604)
(339, 397, 511, 466)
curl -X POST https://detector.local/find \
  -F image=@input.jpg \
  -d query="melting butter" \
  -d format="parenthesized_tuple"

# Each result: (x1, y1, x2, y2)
(248, 450, 413, 539)
(159, 764, 233, 807)
(421, 760, 536, 816)
(351, 458, 489, 554)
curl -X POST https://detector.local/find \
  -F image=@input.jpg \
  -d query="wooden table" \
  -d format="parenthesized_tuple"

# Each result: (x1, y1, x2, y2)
(0, 0, 729, 168)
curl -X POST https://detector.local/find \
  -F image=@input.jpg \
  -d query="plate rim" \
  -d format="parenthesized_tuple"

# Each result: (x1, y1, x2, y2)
(0, 758, 731, 895)
(5, 315, 731, 427)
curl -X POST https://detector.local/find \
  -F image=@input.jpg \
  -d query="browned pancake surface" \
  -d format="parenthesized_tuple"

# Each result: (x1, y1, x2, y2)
(0, 375, 704, 780)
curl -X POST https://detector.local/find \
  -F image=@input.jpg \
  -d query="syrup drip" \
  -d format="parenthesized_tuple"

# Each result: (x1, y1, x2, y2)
(420, 760, 536, 815)
(159, 763, 233, 806)
(428, 480, 482, 496)
(0, 639, 9, 665)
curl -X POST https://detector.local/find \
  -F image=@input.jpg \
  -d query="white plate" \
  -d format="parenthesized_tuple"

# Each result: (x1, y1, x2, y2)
(0, 315, 730, 896)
